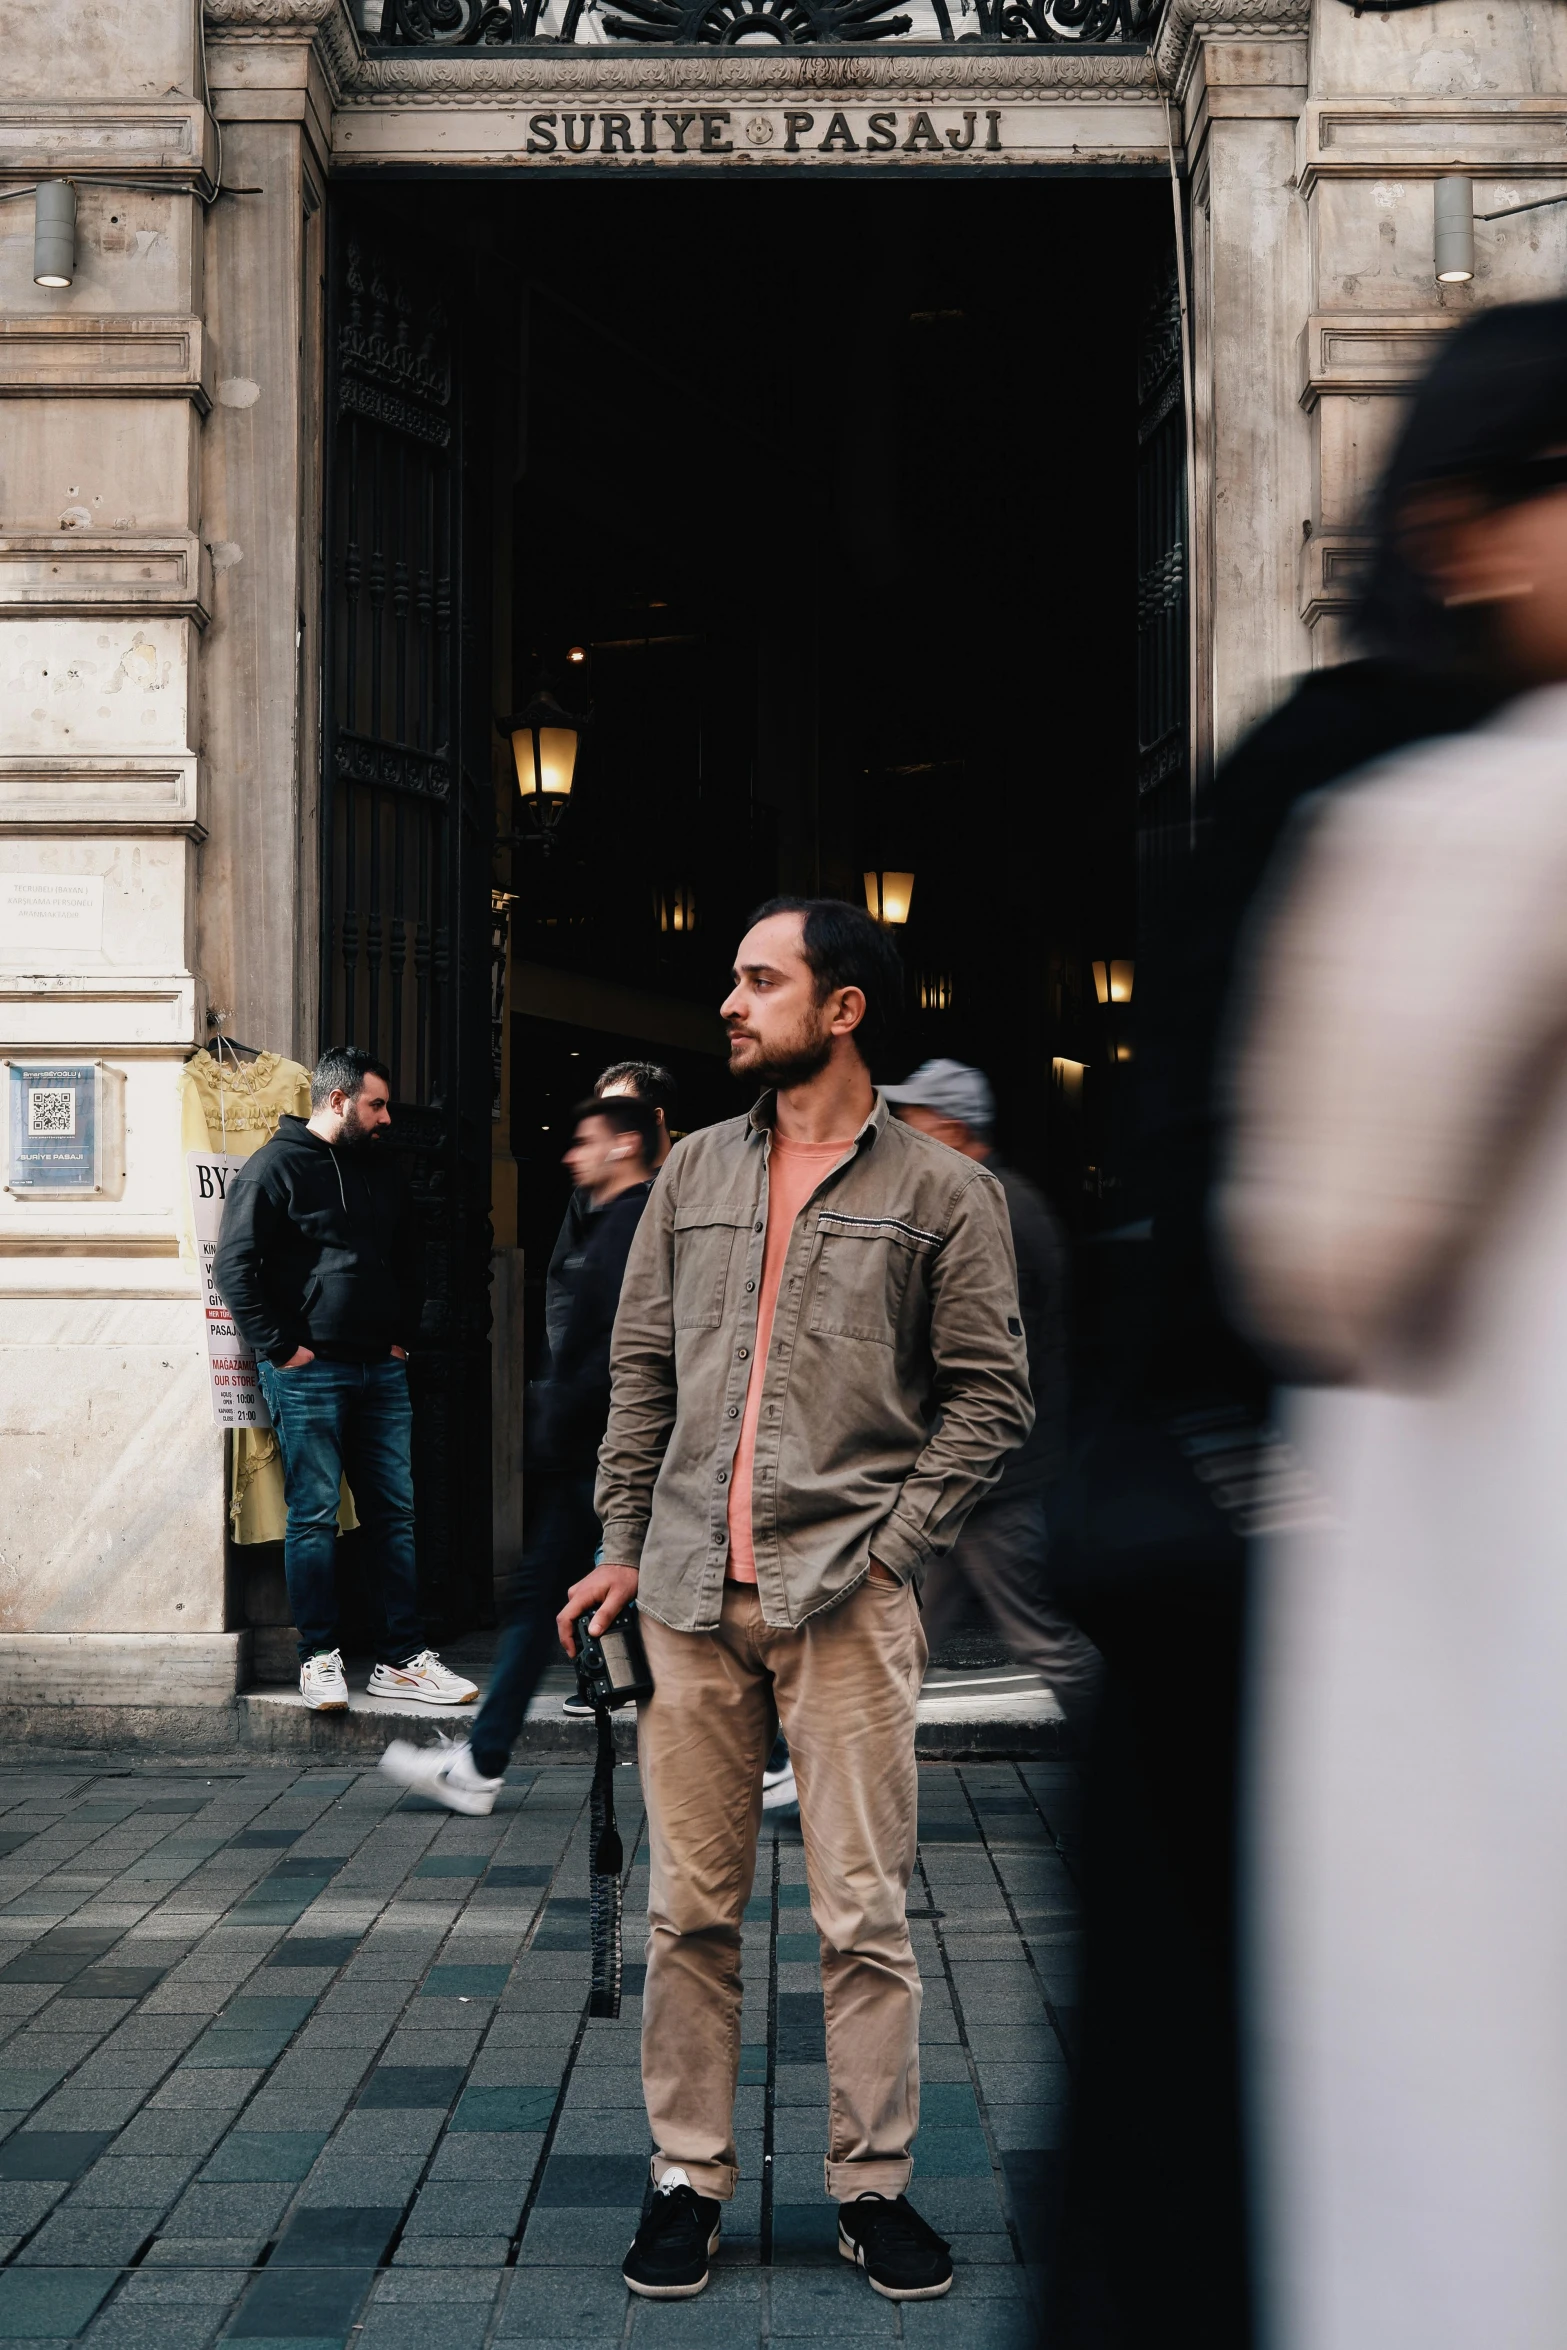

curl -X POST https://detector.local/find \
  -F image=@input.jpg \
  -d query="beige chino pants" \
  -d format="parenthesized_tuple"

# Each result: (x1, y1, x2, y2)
(637, 1573, 928, 2201)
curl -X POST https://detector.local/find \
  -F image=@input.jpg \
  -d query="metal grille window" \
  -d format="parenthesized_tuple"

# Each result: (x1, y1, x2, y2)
(1135, 247, 1191, 919)
(321, 204, 494, 1638)
(325, 237, 456, 1108)
(367, 0, 1158, 44)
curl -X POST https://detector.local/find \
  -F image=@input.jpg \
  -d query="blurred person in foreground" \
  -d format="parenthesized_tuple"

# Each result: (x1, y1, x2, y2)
(380, 1091, 659, 1810)
(1045, 322, 1529, 2344)
(1219, 298, 1567, 2350)
(881, 1057, 1101, 1719)
(562, 897, 1033, 2304)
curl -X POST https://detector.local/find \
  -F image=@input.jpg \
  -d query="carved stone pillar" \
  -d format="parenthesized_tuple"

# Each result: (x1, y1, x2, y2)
(200, 0, 355, 1059)
(1160, 0, 1313, 783)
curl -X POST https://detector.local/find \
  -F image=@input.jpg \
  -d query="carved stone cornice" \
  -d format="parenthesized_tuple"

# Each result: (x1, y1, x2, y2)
(202, 0, 363, 98)
(344, 43, 1155, 102)
(1153, 0, 1309, 103)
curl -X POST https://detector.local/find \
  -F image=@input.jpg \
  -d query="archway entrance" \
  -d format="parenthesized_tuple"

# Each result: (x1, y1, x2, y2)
(321, 167, 1176, 1631)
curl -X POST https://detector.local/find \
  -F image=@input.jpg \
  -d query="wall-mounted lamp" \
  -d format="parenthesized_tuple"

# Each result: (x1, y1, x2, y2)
(917, 970, 953, 1013)
(32, 180, 76, 286)
(0, 180, 77, 288)
(1432, 173, 1567, 286)
(497, 682, 588, 851)
(1092, 959, 1134, 1006)
(864, 871, 915, 926)
(1434, 176, 1475, 284)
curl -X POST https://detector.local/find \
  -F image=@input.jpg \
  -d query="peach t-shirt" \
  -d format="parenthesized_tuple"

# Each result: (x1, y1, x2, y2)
(726, 1132, 851, 1582)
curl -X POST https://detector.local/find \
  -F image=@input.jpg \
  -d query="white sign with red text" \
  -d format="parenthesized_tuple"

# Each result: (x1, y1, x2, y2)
(187, 1152, 271, 1430)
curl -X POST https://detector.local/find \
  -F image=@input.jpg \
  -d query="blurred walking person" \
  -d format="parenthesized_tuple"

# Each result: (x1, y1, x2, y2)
(881, 1058, 1100, 1718)
(1221, 300, 1567, 2350)
(1045, 332, 1519, 2350)
(380, 1091, 659, 1811)
(563, 897, 1033, 2303)
(544, 1060, 676, 1372)
(544, 1061, 677, 1723)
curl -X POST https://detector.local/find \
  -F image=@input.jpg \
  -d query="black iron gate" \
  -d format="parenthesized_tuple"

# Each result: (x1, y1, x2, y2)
(322, 197, 493, 1636)
(1135, 243, 1191, 927)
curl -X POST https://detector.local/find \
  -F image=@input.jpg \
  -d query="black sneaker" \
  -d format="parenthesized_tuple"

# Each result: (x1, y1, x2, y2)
(838, 2192, 953, 2299)
(623, 2178, 722, 2298)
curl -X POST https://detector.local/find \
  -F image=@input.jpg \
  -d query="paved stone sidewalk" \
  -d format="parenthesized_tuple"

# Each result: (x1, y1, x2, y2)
(0, 1755, 1076, 2348)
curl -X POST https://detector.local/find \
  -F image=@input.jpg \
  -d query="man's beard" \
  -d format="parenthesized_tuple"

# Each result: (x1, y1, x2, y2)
(729, 1026, 833, 1091)
(338, 1100, 384, 1145)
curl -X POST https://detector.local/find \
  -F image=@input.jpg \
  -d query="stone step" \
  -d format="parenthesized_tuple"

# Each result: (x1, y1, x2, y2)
(0, 1640, 1075, 1763)
(234, 1659, 1072, 1762)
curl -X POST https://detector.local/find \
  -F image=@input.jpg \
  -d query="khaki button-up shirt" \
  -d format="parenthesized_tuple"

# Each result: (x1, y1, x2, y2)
(595, 1090, 1035, 1632)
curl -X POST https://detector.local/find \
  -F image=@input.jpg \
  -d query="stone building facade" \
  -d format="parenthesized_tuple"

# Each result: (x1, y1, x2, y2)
(0, 0, 1562, 1732)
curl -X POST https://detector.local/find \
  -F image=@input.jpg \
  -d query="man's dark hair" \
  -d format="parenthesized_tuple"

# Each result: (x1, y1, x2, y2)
(575, 1093, 659, 1164)
(310, 1046, 391, 1111)
(747, 896, 905, 1059)
(595, 1059, 677, 1116)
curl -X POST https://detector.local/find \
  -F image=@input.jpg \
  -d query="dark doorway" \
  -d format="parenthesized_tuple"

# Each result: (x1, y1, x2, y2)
(496, 175, 1167, 1352)
(320, 197, 497, 1637)
(318, 167, 1178, 1601)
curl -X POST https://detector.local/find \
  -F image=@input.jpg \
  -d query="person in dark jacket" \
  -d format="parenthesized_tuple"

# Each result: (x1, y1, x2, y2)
(883, 1057, 1100, 1718)
(380, 1089, 659, 1813)
(543, 1059, 676, 1368)
(213, 1045, 478, 1714)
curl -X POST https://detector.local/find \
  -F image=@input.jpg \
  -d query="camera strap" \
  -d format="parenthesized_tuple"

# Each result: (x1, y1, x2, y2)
(587, 1700, 624, 2020)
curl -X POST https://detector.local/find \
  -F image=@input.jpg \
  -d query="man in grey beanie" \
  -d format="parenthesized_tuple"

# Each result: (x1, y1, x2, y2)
(882, 1059, 1101, 1719)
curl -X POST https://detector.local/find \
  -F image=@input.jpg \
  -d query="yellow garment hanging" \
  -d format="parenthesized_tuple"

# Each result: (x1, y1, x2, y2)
(177, 1050, 359, 1544)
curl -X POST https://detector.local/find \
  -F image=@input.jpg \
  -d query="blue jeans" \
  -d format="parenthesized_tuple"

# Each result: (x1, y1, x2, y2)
(257, 1356, 425, 1666)
(469, 1470, 599, 1778)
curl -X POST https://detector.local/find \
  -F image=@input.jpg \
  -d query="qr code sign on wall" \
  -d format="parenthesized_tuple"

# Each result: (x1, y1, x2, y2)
(27, 1087, 75, 1137)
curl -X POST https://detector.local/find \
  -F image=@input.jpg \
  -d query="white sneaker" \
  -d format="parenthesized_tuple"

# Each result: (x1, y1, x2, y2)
(762, 1759, 798, 1813)
(366, 1649, 479, 1706)
(378, 1735, 502, 1816)
(560, 1693, 595, 1719)
(300, 1650, 348, 1712)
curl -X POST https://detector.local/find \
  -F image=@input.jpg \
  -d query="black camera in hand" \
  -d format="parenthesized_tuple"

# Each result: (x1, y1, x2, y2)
(573, 1599, 655, 1711)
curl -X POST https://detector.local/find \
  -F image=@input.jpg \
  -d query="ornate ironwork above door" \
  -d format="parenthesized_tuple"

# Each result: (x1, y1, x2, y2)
(375, 0, 1156, 46)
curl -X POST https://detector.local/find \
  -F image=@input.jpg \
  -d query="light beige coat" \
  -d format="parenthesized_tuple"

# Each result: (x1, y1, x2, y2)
(1220, 683, 1567, 2350)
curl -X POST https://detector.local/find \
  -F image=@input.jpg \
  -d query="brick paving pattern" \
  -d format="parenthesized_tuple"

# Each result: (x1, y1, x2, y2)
(0, 1757, 1076, 2348)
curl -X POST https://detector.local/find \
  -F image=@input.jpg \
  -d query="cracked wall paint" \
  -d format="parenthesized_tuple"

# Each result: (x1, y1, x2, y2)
(0, 619, 192, 752)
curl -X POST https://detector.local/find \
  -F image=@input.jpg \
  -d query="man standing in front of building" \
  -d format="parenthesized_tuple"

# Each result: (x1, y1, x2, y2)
(882, 1058, 1102, 1720)
(214, 1046, 478, 1713)
(560, 898, 1034, 2305)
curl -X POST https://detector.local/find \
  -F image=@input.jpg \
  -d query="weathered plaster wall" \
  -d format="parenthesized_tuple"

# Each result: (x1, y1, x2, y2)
(0, 0, 233, 1694)
(1299, 0, 1567, 665)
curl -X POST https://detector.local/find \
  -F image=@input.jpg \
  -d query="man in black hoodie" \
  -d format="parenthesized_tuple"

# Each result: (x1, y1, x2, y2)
(214, 1046, 478, 1713)
(379, 1089, 658, 1813)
